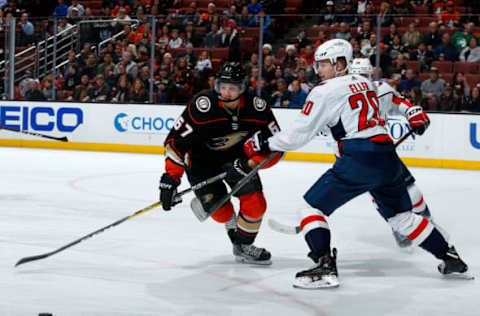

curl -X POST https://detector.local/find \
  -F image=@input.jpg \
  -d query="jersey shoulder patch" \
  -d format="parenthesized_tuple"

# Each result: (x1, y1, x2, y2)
(253, 96, 267, 111)
(195, 95, 212, 113)
(188, 91, 219, 123)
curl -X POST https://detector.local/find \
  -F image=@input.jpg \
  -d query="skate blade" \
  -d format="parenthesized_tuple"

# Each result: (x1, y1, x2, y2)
(293, 275, 340, 289)
(235, 256, 272, 266)
(442, 272, 475, 280)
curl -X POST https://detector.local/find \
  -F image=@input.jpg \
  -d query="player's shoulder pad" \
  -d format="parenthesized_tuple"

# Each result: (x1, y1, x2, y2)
(244, 90, 268, 112)
(187, 90, 218, 121)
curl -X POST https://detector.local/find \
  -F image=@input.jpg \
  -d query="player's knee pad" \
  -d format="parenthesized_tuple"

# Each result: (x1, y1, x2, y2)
(407, 184, 427, 213)
(299, 207, 330, 236)
(211, 201, 234, 223)
(239, 191, 266, 220)
(388, 211, 434, 246)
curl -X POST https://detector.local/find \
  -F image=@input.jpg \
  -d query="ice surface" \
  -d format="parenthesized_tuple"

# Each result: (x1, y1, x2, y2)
(1, 147, 478, 316)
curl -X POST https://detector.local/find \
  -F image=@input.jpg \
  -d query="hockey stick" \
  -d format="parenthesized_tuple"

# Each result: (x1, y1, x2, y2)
(268, 131, 415, 235)
(0, 125, 69, 142)
(15, 171, 227, 267)
(191, 152, 280, 222)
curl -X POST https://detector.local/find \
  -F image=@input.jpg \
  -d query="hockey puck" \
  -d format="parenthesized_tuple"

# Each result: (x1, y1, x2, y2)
(38, 313, 53, 316)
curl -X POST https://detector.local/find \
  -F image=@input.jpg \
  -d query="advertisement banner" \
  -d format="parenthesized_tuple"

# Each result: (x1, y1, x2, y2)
(0, 101, 479, 169)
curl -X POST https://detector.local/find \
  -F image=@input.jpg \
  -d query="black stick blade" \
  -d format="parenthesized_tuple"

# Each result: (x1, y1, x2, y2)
(15, 253, 51, 267)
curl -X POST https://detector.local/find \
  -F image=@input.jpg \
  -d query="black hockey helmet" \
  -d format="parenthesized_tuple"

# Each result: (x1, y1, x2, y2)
(215, 61, 247, 101)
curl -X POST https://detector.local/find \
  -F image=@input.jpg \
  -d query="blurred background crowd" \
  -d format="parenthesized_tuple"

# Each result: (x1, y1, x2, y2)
(1, 0, 479, 113)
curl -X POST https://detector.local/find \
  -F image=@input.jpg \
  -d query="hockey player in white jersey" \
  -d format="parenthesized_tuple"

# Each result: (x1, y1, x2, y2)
(350, 58, 436, 247)
(243, 39, 470, 289)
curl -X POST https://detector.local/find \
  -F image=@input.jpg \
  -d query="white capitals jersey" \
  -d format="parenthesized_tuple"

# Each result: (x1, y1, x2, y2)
(268, 74, 388, 152)
(374, 80, 413, 120)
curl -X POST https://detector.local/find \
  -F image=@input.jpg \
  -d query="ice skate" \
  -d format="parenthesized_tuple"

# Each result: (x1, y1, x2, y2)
(438, 246, 474, 280)
(233, 243, 272, 265)
(293, 248, 339, 289)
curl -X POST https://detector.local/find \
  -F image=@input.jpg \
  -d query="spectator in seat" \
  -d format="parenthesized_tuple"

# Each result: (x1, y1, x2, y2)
(204, 22, 221, 48)
(73, 74, 90, 101)
(459, 37, 480, 63)
(54, 0, 68, 17)
(130, 78, 148, 103)
(245, 53, 258, 77)
(318, 1, 339, 26)
(356, 20, 372, 44)
(300, 45, 315, 68)
(453, 72, 471, 98)
(112, 0, 131, 17)
(111, 74, 131, 103)
(42, 79, 54, 101)
(378, 2, 394, 27)
(421, 67, 445, 101)
(247, 0, 262, 15)
(194, 50, 212, 79)
(360, 33, 377, 58)
(82, 53, 98, 80)
(356, 0, 372, 15)
(236, 5, 251, 29)
(392, 0, 413, 14)
(389, 34, 409, 60)
(294, 29, 311, 50)
(112, 7, 132, 32)
(87, 74, 111, 102)
(263, 43, 273, 57)
(335, 22, 352, 41)
(423, 21, 441, 48)
(286, 80, 307, 108)
(262, 55, 276, 84)
(63, 64, 80, 91)
(382, 23, 399, 49)
(18, 12, 34, 46)
(24, 81, 45, 101)
(438, 1, 460, 28)
(436, 84, 460, 112)
(296, 67, 314, 93)
(340, 0, 358, 26)
(410, 42, 433, 72)
(182, 1, 201, 26)
(67, 0, 84, 18)
(408, 86, 426, 108)
(463, 86, 480, 113)
(156, 66, 175, 104)
(434, 33, 457, 62)
(352, 41, 363, 58)
(168, 28, 182, 49)
(451, 22, 475, 52)
(97, 53, 115, 76)
(397, 68, 421, 94)
(184, 21, 202, 47)
(114, 51, 138, 79)
(270, 78, 290, 108)
(179, 43, 197, 69)
(220, 25, 240, 61)
(401, 23, 422, 50)
(282, 44, 298, 75)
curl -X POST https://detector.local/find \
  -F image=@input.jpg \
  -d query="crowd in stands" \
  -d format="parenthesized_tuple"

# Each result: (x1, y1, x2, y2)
(2, 0, 480, 113)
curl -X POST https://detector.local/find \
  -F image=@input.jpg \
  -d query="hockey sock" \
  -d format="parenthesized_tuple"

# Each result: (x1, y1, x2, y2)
(236, 212, 262, 245)
(419, 228, 450, 259)
(305, 228, 331, 256)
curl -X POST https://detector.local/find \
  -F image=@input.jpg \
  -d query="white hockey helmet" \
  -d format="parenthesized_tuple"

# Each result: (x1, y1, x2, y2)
(349, 58, 373, 80)
(313, 39, 353, 76)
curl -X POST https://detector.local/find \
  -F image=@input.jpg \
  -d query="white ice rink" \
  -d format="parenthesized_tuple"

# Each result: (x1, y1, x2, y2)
(1, 147, 478, 316)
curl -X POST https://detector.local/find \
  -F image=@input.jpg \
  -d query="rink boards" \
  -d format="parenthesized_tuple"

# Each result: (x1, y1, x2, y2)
(0, 101, 479, 170)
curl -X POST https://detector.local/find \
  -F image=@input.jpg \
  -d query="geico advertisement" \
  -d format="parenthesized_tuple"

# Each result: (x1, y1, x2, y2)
(0, 104, 83, 134)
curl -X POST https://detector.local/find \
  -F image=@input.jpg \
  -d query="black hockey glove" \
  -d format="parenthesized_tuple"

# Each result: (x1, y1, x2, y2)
(223, 158, 252, 184)
(159, 173, 181, 211)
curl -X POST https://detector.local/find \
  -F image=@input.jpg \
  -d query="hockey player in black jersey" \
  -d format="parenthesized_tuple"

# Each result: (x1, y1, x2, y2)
(159, 62, 283, 265)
